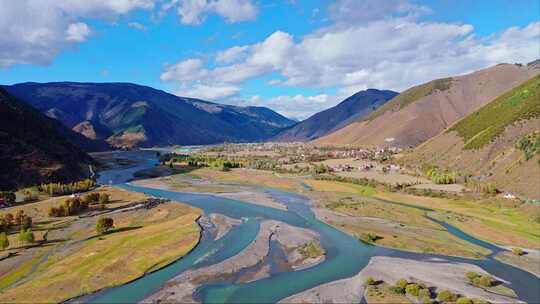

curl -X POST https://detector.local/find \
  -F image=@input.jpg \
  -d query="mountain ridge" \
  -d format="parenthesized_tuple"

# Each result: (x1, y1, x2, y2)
(273, 88, 398, 142)
(314, 62, 539, 147)
(4, 82, 295, 148)
(0, 87, 94, 190)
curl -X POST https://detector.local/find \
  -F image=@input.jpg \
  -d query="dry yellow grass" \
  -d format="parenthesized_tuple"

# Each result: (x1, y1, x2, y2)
(0, 203, 201, 303)
(375, 192, 539, 248)
(193, 168, 303, 192)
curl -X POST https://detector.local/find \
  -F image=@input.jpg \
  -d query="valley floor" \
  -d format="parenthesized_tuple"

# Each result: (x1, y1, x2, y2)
(169, 167, 539, 273)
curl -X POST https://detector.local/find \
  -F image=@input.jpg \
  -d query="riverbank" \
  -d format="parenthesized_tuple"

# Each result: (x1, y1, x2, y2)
(281, 256, 519, 304)
(143, 219, 325, 303)
(0, 188, 202, 303)
(132, 176, 288, 210)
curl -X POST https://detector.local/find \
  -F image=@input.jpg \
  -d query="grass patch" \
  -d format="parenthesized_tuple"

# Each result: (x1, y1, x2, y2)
(449, 75, 540, 149)
(0, 204, 201, 303)
(297, 242, 325, 259)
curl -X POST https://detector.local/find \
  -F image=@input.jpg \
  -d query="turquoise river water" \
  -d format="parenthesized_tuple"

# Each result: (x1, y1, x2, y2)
(84, 151, 539, 303)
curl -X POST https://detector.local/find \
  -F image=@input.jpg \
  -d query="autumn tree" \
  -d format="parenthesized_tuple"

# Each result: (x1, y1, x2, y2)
(96, 217, 114, 234)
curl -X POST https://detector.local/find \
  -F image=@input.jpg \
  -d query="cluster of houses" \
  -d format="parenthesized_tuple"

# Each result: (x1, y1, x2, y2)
(327, 162, 403, 174)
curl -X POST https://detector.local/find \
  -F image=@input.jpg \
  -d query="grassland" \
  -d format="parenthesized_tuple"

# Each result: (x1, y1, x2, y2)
(365, 77, 453, 121)
(189, 167, 539, 253)
(192, 167, 305, 192)
(449, 75, 540, 149)
(306, 181, 491, 258)
(0, 188, 202, 303)
(375, 192, 539, 248)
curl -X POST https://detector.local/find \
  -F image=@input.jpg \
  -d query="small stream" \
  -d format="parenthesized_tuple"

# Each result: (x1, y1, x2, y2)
(87, 151, 539, 303)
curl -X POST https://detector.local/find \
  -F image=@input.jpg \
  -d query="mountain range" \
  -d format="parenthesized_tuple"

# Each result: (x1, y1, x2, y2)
(0, 88, 93, 190)
(4, 82, 295, 148)
(273, 89, 398, 142)
(314, 62, 539, 148)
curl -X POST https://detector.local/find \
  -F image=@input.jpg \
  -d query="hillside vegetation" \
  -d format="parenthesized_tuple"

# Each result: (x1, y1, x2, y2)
(449, 75, 540, 149)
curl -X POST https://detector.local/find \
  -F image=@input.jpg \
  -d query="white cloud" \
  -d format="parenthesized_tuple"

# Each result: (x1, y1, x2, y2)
(165, 15, 537, 117)
(0, 0, 155, 68)
(178, 84, 241, 100)
(160, 58, 207, 81)
(66, 22, 92, 42)
(216, 45, 249, 64)
(162, 19, 539, 100)
(128, 22, 147, 31)
(173, 0, 258, 25)
(328, 0, 431, 25)
(242, 94, 336, 120)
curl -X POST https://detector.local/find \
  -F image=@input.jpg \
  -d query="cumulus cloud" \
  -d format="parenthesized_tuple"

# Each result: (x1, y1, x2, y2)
(128, 22, 147, 31)
(171, 0, 258, 25)
(66, 22, 92, 42)
(0, 0, 155, 68)
(161, 16, 539, 117)
(178, 84, 241, 100)
(328, 0, 431, 25)
(244, 94, 336, 120)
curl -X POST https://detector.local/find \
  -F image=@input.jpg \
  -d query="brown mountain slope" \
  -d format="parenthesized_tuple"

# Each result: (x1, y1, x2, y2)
(314, 63, 539, 147)
(402, 75, 540, 199)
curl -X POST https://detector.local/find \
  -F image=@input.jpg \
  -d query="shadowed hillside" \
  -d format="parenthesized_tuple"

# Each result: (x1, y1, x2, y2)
(0, 88, 94, 190)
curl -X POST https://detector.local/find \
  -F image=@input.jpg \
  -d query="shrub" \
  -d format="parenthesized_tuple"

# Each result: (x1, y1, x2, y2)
(406, 284, 420, 297)
(364, 277, 376, 286)
(466, 272, 494, 287)
(456, 297, 473, 304)
(390, 286, 406, 294)
(82, 192, 100, 204)
(18, 229, 34, 244)
(49, 197, 89, 217)
(96, 217, 114, 234)
(0, 232, 9, 250)
(3, 213, 14, 226)
(98, 193, 110, 204)
(511, 247, 525, 256)
(437, 290, 458, 303)
(359, 232, 381, 244)
(395, 279, 409, 289)
(472, 276, 494, 287)
(418, 288, 432, 302)
(465, 271, 480, 281)
(471, 299, 490, 304)
(15, 210, 32, 230)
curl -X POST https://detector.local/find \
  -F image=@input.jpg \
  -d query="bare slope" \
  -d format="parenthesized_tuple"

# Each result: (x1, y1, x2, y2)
(273, 89, 397, 142)
(403, 75, 540, 199)
(315, 62, 539, 147)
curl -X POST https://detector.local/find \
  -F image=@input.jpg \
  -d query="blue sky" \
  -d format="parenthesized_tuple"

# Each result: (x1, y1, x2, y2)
(1, 0, 538, 119)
